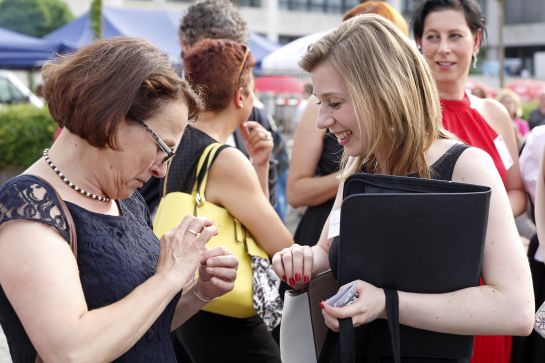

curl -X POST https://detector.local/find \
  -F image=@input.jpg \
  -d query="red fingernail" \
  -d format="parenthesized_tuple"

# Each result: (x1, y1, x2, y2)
(304, 275, 310, 283)
(295, 273, 301, 281)
(289, 278, 295, 286)
(282, 275, 287, 281)
(320, 301, 325, 309)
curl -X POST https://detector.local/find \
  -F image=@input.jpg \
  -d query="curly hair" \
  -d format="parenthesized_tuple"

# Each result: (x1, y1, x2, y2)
(184, 39, 255, 112)
(179, 0, 249, 46)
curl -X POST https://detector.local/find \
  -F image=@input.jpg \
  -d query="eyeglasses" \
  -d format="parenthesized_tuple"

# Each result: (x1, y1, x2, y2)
(236, 44, 250, 89)
(136, 118, 176, 164)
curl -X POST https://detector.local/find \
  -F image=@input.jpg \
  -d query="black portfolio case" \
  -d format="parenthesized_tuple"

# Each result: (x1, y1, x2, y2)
(337, 172, 492, 359)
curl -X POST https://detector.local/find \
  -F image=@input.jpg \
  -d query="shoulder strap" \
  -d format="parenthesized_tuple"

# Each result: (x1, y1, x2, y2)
(195, 143, 223, 205)
(160, 142, 223, 198)
(31, 175, 77, 257)
(431, 143, 469, 181)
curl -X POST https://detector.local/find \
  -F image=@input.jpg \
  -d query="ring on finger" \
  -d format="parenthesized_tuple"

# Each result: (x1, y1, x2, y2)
(186, 229, 199, 237)
(265, 132, 271, 140)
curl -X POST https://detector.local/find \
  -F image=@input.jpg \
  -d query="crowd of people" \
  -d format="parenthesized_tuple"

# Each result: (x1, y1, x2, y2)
(0, 0, 544, 362)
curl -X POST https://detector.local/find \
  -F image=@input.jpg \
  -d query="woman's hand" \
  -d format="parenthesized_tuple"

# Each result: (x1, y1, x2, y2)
(321, 280, 386, 332)
(240, 121, 274, 166)
(156, 216, 218, 290)
(195, 247, 238, 301)
(272, 244, 314, 288)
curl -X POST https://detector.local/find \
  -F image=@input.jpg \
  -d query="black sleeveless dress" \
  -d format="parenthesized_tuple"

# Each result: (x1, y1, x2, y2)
(293, 130, 343, 246)
(329, 143, 471, 363)
(0, 175, 181, 362)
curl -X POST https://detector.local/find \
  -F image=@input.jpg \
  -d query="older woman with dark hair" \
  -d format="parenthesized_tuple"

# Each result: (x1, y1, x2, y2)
(168, 38, 293, 363)
(0, 37, 238, 363)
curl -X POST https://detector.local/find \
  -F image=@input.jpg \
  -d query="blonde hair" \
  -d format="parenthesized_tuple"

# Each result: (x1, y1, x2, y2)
(343, 0, 409, 36)
(299, 14, 451, 178)
(497, 88, 522, 118)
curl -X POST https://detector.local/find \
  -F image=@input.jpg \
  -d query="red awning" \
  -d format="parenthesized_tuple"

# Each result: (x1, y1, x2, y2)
(254, 75, 303, 94)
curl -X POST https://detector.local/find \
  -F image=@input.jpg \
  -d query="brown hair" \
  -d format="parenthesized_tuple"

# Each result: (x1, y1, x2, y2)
(300, 14, 453, 178)
(183, 38, 255, 112)
(43, 37, 202, 149)
(343, 1, 409, 36)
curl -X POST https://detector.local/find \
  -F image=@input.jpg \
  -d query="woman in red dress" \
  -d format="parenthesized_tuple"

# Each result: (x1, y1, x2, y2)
(412, 1, 527, 362)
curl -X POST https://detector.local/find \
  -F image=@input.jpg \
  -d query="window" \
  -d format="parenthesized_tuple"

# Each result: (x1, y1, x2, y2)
(278, 0, 360, 14)
(233, 0, 262, 7)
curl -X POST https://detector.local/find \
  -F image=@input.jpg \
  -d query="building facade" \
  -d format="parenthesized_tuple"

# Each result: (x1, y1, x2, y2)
(64, 0, 545, 77)
(62, 0, 403, 44)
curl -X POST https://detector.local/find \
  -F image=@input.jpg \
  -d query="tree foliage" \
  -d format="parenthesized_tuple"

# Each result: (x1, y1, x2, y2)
(0, 104, 56, 168)
(0, 0, 73, 37)
(91, 0, 103, 40)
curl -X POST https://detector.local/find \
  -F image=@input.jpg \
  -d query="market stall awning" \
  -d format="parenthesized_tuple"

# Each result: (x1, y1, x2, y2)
(255, 75, 303, 94)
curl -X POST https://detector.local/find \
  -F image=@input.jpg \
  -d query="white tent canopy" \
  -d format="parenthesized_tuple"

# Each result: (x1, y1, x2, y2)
(260, 30, 331, 74)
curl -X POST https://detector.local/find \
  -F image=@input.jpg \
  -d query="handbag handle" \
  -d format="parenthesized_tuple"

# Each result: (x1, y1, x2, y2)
(160, 142, 221, 203)
(319, 289, 400, 363)
(32, 176, 78, 363)
(194, 143, 223, 206)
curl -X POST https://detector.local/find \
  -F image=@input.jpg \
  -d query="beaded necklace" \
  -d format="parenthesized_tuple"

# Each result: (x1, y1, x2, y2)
(43, 149, 111, 203)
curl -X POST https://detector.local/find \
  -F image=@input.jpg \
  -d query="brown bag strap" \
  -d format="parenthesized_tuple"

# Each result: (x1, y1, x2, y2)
(31, 175, 77, 255)
(31, 176, 78, 362)
(53, 189, 78, 256)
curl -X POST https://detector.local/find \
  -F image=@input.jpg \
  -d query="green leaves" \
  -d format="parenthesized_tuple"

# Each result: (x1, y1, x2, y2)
(0, 0, 73, 37)
(0, 104, 56, 168)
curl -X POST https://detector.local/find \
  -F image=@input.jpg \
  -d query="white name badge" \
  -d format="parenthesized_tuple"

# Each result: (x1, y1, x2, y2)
(493, 135, 513, 170)
(327, 209, 341, 239)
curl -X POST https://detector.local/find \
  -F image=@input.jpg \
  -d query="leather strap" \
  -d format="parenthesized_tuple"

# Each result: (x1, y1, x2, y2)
(195, 143, 223, 205)
(384, 289, 401, 363)
(319, 289, 401, 363)
(339, 318, 355, 363)
(32, 175, 78, 363)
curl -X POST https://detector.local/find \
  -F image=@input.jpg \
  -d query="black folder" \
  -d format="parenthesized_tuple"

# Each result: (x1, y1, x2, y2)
(337, 172, 492, 360)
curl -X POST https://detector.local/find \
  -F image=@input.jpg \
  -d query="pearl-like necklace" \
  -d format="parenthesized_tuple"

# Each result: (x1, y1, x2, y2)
(43, 149, 111, 203)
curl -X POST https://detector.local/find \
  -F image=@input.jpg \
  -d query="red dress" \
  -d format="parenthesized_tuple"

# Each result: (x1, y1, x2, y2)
(442, 94, 511, 363)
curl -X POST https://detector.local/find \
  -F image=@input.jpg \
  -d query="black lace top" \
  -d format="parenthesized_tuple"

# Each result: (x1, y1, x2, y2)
(0, 175, 181, 363)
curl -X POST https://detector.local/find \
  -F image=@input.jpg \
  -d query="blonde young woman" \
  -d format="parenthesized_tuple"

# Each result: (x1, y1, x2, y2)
(287, 0, 410, 247)
(273, 14, 534, 362)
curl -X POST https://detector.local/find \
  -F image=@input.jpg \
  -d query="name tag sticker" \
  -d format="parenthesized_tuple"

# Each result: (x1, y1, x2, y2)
(327, 209, 341, 239)
(494, 135, 513, 170)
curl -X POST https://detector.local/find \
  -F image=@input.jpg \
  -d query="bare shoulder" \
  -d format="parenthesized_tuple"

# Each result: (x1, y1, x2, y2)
(0, 218, 72, 278)
(208, 146, 257, 183)
(469, 95, 512, 133)
(451, 146, 499, 185)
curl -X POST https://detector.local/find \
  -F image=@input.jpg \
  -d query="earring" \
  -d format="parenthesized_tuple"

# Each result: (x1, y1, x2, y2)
(472, 52, 478, 69)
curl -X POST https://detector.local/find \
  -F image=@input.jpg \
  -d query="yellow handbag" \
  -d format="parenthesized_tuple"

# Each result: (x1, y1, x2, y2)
(153, 142, 268, 318)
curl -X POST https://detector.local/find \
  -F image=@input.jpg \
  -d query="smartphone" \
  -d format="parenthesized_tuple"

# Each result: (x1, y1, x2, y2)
(325, 282, 358, 307)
